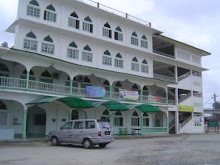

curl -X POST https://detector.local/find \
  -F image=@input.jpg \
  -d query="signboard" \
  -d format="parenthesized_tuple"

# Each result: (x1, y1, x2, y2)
(194, 116, 202, 123)
(208, 120, 219, 127)
(119, 89, 139, 101)
(86, 86, 106, 98)
(179, 105, 194, 112)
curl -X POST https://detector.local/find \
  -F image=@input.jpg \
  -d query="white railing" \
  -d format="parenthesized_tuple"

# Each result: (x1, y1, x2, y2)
(142, 127, 168, 134)
(178, 72, 191, 82)
(153, 50, 175, 59)
(0, 76, 26, 89)
(154, 73, 175, 83)
(178, 93, 191, 103)
(180, 115, 192, 128)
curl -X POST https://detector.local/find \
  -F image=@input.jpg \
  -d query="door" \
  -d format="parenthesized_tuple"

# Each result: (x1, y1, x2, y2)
(70, 121, 84, 143)
(58, 121, 73, 143)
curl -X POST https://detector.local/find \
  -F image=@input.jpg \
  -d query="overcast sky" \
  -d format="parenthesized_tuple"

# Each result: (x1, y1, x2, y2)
(0, 0, 219, 108)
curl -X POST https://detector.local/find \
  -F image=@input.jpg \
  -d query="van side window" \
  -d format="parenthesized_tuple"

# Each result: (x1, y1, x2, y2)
(73, 121, 84, 129)
(85, 121, 95, 129)
(62, 122, 73, 129)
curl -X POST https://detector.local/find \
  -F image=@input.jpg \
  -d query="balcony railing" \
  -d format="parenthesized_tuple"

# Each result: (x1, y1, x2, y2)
(154, 73, 175, 83)
(0, 76, 168, 105)
(153, 50, 175, 59)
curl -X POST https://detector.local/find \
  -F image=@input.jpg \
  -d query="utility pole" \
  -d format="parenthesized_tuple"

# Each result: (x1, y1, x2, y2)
(213, 93, 217, 119)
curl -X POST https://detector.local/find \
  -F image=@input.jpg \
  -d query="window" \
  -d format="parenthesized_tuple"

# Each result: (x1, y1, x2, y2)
(44, 4, 56, 22)
(82, 45, 93, 62)
(73, 121, 84, 129)
(67, 41, 79, 60)
(83, 16, 93, 33)
(85, 121, 95, 129)
(41, 35, 55, 55)
(20, 69, 36, 80)
(27, 0, 40, 18)
(0, 101, 7, 125)
(23, 32, 38, 52)
(103, 22, 112, 38)
(114, 111, 123, 126)
(141, 35, 148, 49)
(143, 112, 149, 126)
(72, 110, 79, 120)
(101, 109, 110, 120)
(131, 111, 139, 126)
(131, 32, 138, 46)
(141, 60, 149, 73)
(114, 53, 123, 68)
(0, 63, 9, 77)
(68, 12, 80, 29)
(62, 122, 73, 129)
(114, 26, 123, 41)
(131, 57, 139, 72)
(102, 50, 112, 66)
(40, 70, 53, 83)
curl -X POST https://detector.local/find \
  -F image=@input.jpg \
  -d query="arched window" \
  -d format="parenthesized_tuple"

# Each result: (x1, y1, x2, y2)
(41, 35, 55, 55)
(114, 53, 123, 68)
(0, 101, 7, 125)
(72, 110, 79, 120)
(68, 12, 80, 29)
(83, 16, 93, 33)
(143, 86, 149, 96)
(143, 112, 149, 126)
(0, 63, 9, 77)
(82, 45, 93, 62)
(81, 76, 91, 89)
(114, 81, 122, 92)
(131, 32, 138, 46)
(141, 59, 149, 73)
(40, 70, 53, 83)
(102, 50, 112, 66)
(21, 69, 36, 80)
(103, 22, 112, 38)
(24, 31, 38, 52)
(114, 111, 123, 126)
(114, 26, 123, 41)
(27, 0, 40, 18)
(101, 109, 110, 120)
(67, 41, 79, 60)
(44, 4, 57, 22)
(141, 35, 148, 49)
(103, 80, 110, 92)
(132, 84, 139, 90)
(131, 57, 139, 72)
(131, 111, 139, 126)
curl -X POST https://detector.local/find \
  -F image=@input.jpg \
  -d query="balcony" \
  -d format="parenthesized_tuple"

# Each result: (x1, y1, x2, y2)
(153, 50, 175, 59)
(154, 73, 175, 83)
(0, 76, 168, 105)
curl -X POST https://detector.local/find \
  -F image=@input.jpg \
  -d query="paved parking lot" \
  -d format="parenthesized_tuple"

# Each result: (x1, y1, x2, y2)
(0, 133, 220, 165)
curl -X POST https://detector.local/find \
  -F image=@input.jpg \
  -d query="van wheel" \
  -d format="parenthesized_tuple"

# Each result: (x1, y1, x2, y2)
(99, 144, 107, 148)
(83, 139, 93, 149)
(51, 136, 59, 146)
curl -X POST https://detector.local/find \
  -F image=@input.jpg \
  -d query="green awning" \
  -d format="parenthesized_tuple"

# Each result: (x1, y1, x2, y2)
(91, 101, 129, 111)
(27, 97, 94, 108)
(128, 104, 162, 113)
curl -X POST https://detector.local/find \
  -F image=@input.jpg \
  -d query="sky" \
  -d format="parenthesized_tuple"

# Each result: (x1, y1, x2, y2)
(0, 0, 219, 108)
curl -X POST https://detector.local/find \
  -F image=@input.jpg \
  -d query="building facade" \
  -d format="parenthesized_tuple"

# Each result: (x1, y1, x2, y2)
(0, 0, 210, 139)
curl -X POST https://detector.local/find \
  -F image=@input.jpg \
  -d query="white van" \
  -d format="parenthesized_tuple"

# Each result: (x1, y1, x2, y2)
(48, 119, 114, 149)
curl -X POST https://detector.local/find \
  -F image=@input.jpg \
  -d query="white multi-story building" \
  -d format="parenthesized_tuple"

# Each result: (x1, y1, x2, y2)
(0, 0, 210, 139)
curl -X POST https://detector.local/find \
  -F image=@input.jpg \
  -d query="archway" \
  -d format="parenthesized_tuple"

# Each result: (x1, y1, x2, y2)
(27, 105, 46, 137)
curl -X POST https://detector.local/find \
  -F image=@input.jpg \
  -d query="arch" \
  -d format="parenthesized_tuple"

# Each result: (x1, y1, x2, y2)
(104, 50, 111, 56)
(132, 32, 137, 37)
(103, 80, 110, 86)
(132, 57, 138, 62)
(132, 84, 139, 90)
(41, 70, 51, 77)
(0, 101, 7, 110)
(142, 59, 148, 64)
(104, 22, 111, 28)
(46, 4, 56, 11)
(83, 45, 91, 51)
(143, 112, 148, 117)
(70, 12, 78, 18)
(69, 41, 77, 48)
(116, 53, 122, 58)
(84, 76, 91, 83)
(115, 111, 122, 116)
(103, 109, 109, 116)
(0, 63, 9, 72)
(43, 35, 53, 43)
(143, 86, 148, 91)
(29, 0, 39, 6)
(115, 81, 122, 87)
(84, 16, 92, 22)
(115, 26, 122, 32)
(132, 111, 139, 116)
(142, 35, 147, 40)
(26, 31, 37, 39)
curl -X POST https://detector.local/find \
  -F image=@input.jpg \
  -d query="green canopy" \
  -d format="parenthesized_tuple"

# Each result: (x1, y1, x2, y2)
(27, 97, 94, 108)
(128, 104, 161, 113)
(91, 101, 129, 111)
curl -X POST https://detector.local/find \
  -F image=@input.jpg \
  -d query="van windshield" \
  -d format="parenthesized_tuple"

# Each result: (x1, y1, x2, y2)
(98, 121, 112, 128)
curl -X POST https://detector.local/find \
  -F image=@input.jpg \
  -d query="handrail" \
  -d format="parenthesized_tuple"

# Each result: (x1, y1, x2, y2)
(178, 93, 191, 103)
(154, 73, 175, 83)
(153, 50, 175, 59)
(169, 119, 175, 128)
(178, 72, 191, 82)
(180, 115, 192, 128)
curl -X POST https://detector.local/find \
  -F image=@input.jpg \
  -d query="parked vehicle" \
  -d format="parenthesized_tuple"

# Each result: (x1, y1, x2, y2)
(48, 119, 114, 149)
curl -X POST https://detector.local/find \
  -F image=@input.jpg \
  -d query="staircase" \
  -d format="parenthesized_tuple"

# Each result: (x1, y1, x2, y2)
(169, 119, 176, 134)
(178, 92, 191, 103)
(178, 72, 191, 82)
(180, 115, 192, 128)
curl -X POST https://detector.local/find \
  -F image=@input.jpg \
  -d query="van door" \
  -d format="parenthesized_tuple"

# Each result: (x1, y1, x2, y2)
(58, 121, 73, 143)
(70, 121, 84, 143)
